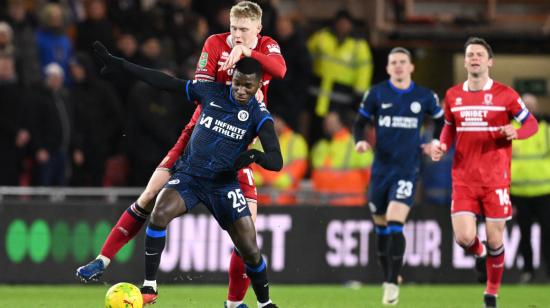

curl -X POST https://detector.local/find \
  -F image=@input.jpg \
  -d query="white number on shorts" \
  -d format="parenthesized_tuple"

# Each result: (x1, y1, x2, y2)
(495, 188, 511, 206)
(227, 188, 247, 208)
(242, 168, 254, 185)
(396, 180, 413, 198)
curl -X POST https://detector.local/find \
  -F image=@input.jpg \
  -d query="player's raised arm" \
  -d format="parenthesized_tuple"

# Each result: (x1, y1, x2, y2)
(92, 41, 187, 94)
(233, 120, 282, 171)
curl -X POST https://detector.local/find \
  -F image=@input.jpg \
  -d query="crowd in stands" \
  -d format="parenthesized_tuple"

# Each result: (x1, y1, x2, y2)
(0, 0, 450, 206)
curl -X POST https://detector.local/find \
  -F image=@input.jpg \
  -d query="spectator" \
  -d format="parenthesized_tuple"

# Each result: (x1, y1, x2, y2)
(255, 0, 278, 37)
(0, 54, 31, 185)
(146, 0, 205, 66)
(270, 15, 311, 135)
(136, 35, 165, 68)
(0, 21, 14, 56)
(68, 53, 124, 186)
(124, 68, 191, 186)
(311, 111, 373, 206)
(510, 93, 550, 283)
(107, 0, 144, 34)
(36, 3, 73, 82)
(307, 9, 373, 144)
(28, 63, 82, 186)
(111, 32, 139, 104)
(75, 0, 115, 55)
(252, 111, 308, 205)
(3, 0, 42, 86)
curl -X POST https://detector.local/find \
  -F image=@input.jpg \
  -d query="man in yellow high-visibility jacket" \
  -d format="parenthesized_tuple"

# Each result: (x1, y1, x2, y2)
(307, 9, 373, 144)
(252, 113, 308, 205)
(511, 93, 550, 283)
(311, 111, 373, 206)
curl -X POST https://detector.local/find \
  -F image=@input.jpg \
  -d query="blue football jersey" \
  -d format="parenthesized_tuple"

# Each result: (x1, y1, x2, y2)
(358, 80, 443, 175)
(175, 81, 272, 179)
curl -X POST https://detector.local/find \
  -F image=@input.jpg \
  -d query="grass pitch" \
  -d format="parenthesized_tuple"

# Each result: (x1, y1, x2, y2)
(0, 284, 547, 307)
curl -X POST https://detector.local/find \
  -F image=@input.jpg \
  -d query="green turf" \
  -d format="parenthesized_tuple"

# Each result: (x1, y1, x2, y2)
(0, 284, 548, 307)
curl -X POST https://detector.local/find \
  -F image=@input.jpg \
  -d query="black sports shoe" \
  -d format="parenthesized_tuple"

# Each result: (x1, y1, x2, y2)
(475, 241, 488, 283)
(484, 294, 497, 308)
(263, 304, 278, 308)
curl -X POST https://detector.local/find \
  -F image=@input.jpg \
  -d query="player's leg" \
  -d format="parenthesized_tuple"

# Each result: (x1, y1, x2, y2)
(451, 186, 487, 283)
(372, 214, 389, 281)
(483, 220, 506, 308)
(228, 216, 277, 308)
(481, 186, 512, 308)
(226, 168, 257, 308)
(141, 187, 189, 304)
(76, 169, 170, 282)
(381, 201, 410, 306)
(367, 177, 392, 304)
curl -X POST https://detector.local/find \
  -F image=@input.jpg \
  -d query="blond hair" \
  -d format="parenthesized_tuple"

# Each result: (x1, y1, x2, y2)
(230, 1, 262, 21)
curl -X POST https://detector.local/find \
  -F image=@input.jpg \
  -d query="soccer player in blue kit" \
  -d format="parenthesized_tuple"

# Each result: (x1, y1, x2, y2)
(92, 42, 281, 307)
(353, 47, 444, 305)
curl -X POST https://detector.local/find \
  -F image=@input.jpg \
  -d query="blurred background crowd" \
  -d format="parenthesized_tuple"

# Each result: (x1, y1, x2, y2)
(0, 0, 549, 208)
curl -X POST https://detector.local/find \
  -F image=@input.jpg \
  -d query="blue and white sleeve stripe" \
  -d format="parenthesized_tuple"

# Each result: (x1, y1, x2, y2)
(515, 109, 530, 124)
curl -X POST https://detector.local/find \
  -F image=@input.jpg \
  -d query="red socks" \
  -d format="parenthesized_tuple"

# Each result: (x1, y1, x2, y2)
(227, 250, 251, 301)
(465, 237, 485, 256)
(486, 246, 505, 295)
(100, 202, 149, 259)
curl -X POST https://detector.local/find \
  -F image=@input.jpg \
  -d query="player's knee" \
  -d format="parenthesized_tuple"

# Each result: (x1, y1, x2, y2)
(455, 234, 476, 248)
(239, 243, 260, 264)
(486, 238, 503, 250)
(149, 205, 171, 228)
(138, 189, 158, 207)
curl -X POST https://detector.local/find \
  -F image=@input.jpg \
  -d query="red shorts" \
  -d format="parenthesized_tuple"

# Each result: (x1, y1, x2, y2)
(451, 185, 512, 220)
(237, 167, 257, 200)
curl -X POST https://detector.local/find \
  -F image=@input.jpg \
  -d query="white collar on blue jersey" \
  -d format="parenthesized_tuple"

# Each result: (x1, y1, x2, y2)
(462, 78, 493, 92)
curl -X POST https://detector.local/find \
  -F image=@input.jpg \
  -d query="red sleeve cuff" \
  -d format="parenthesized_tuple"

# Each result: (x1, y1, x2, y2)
(517, 114, 539, 140)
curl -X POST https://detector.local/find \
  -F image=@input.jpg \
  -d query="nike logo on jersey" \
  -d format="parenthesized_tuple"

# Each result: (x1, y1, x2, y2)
(381, 103, 393, 109)
(145, 252, 158, 256)
(237, 206, 247, 213)
(209, 101, 222, 108)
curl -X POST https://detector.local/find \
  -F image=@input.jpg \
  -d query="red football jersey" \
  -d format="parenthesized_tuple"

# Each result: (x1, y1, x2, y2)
(194, 32, 285, 101)
(444, 79, 529, 187)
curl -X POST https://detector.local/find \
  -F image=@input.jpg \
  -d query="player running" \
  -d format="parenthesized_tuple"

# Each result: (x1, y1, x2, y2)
(431, 37, 539, 308)
(77, 2, 285, 307)
(353, 47, 443, 305)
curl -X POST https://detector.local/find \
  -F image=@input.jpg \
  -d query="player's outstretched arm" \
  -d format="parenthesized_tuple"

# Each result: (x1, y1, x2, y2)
(92, 41, 187, 93)
(233, 121, 282, 171)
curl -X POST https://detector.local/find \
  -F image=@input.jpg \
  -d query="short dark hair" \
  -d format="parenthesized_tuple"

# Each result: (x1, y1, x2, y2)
(464, 37, 493, 58)
(389, 47, 412, 61)
(234, 57, 263, 78)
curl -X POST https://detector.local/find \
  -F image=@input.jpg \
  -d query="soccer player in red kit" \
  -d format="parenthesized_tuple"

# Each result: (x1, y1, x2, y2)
(77, 2, 286, 306)
(431, 37, 538, 308)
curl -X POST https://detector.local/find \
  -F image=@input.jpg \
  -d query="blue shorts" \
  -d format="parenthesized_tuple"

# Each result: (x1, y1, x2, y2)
(367, 172, 418, 215)
(164, 172, 251, 230)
